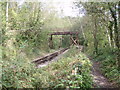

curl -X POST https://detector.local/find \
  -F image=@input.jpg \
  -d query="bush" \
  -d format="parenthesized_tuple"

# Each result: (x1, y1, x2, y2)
(47, 48, 93, 89)
(94, 48, 120, 86)
(2, 47, 93, 89)
(2, 57, 36, 88)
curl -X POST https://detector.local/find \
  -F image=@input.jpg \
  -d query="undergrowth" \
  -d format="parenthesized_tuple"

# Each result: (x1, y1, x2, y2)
(92, 48, 120, 87)
(2, 46, 93, 89)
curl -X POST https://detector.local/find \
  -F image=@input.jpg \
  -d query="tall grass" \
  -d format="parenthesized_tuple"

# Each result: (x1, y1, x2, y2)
(2, 46, 93, 88)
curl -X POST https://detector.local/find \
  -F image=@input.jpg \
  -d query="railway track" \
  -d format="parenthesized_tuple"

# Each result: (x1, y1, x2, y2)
(32, 48, 69, 66)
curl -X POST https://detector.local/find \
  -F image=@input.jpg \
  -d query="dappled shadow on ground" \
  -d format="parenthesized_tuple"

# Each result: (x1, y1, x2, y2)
(91, 60, 114, 88)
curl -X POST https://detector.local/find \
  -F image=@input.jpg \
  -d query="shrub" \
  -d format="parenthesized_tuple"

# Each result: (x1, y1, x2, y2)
(2, 47, 93, 89)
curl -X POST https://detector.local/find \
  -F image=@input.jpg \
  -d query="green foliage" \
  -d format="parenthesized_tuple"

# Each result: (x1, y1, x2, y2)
(62, 35, 70, 48)
(2, 57, 36, 88)
(94, 48, 120, 86)
(2, 1, 120, 88)
(47, 47, 93, 89)
(73, 2, 120, 87)
(2, 47, 93, 88)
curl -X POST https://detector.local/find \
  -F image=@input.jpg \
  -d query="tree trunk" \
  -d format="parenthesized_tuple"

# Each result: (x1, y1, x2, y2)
(117, 1, 120, 70)
(106, 27, 111, 47)
(109, 4, 119, 49)
(108, 21, 114, 47)
(93, 16, 98, 55)
(6, 1, 9, 30)
(109, 2, 120, 69)
(81, 25, 86, 40)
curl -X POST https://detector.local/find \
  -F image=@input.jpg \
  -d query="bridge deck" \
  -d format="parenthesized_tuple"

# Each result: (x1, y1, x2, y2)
(49, 32, 79, 35)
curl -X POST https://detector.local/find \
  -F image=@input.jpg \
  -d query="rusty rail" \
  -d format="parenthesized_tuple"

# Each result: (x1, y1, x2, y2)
(32, 48, 69, 65)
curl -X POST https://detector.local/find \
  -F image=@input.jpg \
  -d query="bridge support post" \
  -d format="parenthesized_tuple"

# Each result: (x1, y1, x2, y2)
(49, 35, 53, 49)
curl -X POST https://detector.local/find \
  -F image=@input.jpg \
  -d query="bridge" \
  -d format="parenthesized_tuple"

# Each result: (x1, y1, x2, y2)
(49, 31, 79, 48)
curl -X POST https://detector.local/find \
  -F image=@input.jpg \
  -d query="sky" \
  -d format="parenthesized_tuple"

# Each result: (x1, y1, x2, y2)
(17, 0, 84, 17)
(51, 0, 81, 17)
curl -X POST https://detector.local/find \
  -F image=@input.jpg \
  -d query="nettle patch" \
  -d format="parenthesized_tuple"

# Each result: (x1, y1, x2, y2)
(46, 51, 93, 89)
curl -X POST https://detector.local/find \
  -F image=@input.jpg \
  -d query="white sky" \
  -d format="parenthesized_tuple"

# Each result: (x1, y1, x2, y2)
(17, 0, 84, 17)
(52, 0, 80, 17)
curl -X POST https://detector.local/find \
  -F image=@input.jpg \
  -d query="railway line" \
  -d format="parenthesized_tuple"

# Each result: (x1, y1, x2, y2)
(32, 48, 69, 66)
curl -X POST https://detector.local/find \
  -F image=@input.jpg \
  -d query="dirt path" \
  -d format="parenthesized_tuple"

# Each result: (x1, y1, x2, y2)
(91, 60, 113, 88)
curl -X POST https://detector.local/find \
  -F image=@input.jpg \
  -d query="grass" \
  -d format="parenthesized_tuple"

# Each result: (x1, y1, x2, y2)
(37, 46, 93, 88)
(2, 46, 93, 88)
(92, 48, 120, 87)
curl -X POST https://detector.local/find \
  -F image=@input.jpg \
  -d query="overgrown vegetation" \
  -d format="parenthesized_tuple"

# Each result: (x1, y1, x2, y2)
(2, 47, 93, 88)
(93, 48, 120, 86)
(74, 2, 120, 87)
(1, 0, 120, 89)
